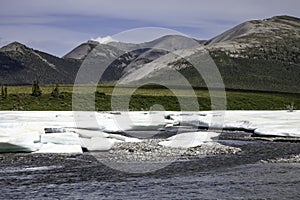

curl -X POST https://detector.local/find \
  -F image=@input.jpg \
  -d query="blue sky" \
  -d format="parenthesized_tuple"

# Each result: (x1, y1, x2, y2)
(0, 0, 299, 56)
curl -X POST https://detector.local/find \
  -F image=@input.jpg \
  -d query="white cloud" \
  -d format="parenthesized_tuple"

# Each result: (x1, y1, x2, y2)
(91, 36, 117, 44)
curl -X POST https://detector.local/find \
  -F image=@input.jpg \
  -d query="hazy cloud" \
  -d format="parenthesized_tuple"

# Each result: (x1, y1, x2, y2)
(1, 0, 299, 24)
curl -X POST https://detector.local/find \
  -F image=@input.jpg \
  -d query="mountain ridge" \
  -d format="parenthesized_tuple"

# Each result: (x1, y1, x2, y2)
(0, 15, 299, 93)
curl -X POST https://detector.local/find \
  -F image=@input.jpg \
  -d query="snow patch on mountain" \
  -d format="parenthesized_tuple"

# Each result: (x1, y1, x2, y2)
(32, 51, 57, 70)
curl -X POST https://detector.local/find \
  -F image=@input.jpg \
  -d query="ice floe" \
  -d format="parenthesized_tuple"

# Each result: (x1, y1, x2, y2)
(69, 129, 110, 138)
(0, 129, 41, 152)
(80, 137, 116, 151)
(40, 132, 81, 145)
(34, 143, 83, 154)
(254, 128, 300, 137)
(159, 132, 220, 148)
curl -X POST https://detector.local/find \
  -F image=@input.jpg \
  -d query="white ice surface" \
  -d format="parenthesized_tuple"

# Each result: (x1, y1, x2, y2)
(221, 110, 300, 136)
(0, 110, 299, 153)
(0, 142, 40, 152)
(97, 111, 169, 132)
(40, 132, 81, 145)
(0, 130, 41, 152)
(159, 131, 220, 148)
(254, 128, 300, 137)
(167, 110, 300, 137)
(34, 143, 83, 154)
(107, 134, 142, 143)
(67, 129, 109, 138)
(80, 137, 116, 151)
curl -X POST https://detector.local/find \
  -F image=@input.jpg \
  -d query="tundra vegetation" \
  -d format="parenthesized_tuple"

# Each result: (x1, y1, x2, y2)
(0, 84, 299, 111)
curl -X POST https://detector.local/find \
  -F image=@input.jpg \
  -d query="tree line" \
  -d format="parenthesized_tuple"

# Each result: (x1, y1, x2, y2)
(1, 80, 62, 99)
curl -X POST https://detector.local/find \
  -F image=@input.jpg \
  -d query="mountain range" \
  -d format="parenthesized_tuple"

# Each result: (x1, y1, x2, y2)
(0, 15, 299, 93)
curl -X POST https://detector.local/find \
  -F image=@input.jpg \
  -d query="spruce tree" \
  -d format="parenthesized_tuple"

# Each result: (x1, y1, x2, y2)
(51, 83, 60, 98)
(4, 86, 7, 99)
(1, 85, 4, 97)
(1, 85, 7, 99)
(31, 80, 42, 97)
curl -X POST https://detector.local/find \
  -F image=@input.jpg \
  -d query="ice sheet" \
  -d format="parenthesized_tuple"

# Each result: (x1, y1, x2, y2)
(0, 110, 299, 153)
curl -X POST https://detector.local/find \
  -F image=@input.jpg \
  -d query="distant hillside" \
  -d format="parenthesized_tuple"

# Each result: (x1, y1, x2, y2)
(121, 15, 300, 93)
(0, 15, 299, 93)
(206, 15, 300, 92)
(207, 15, 300, 64)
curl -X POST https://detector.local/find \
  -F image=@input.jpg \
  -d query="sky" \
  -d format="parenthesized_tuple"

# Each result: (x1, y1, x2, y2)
(0, 0, 299, 57)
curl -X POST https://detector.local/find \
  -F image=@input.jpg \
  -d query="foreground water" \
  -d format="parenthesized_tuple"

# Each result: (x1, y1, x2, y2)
(0, 139, 299, 199)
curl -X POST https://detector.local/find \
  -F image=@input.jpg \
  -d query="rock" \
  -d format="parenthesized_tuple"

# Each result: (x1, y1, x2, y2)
(262, 154, 300, 163)
(184, 142, 241, 157)
(93, 139, 241, 162)
(44, 128, 66, 133)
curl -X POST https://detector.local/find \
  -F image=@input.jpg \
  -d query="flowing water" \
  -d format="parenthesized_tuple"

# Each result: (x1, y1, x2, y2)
(0, 138, 300, 199)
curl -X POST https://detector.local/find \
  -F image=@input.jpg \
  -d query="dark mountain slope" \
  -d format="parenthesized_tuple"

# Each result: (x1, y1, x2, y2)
(0, 42, 80, 85)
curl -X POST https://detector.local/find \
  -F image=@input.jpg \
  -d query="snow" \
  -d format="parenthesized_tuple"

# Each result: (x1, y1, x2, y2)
(32, 51, 57, 70)
(0, 110, 299, 153)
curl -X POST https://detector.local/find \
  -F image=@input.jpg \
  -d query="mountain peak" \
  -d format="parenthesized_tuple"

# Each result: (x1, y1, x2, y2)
(0, 41, 29, 53)
(63, 40, 100, 60)
(87, 40, 100, 45)
(267, 15, 300, 23)
(205, 15, 300, 46)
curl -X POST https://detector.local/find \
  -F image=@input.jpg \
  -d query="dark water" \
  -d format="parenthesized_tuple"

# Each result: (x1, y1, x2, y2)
(0, 139, 300, 199)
